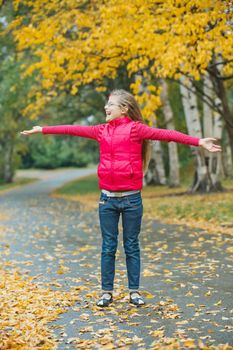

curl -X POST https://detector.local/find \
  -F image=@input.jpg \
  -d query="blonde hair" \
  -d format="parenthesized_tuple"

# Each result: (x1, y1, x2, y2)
(110, 89, 152, 173)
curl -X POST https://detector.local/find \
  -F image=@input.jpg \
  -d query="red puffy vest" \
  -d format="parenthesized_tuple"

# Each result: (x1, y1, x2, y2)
(98, 117, 143, 191)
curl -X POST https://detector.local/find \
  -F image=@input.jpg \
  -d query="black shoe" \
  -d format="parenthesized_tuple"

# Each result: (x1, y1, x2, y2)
(96, 292, 113, 307)
(129, 291, 145, 306)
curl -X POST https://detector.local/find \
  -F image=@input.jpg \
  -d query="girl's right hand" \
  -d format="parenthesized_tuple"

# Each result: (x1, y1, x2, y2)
(20, 126, 42, 136)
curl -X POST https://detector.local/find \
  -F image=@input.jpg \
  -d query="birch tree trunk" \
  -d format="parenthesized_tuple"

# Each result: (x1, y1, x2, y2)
(180, 76, 204, 192)
(144, 137, 167, 185)
(203, 75, 223, 191)
(180, 75, 223, 192)
(160, 79, 180, 187)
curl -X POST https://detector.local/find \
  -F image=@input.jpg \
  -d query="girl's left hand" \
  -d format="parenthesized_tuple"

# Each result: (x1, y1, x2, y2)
(20, 126, 42, 136)
(199, 138, 222, 153)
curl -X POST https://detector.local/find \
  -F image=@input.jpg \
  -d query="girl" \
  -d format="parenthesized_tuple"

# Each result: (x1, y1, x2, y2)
(21, 89, 221, 307)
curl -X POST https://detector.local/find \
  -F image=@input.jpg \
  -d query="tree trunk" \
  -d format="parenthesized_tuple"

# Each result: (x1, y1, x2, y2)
(144, 118, 167, 186)
(0, 133, 15, 183)
(144, 140, 167, 185)
(160, 79, 180, 187)
(180, 76, 205, 191)
(222, 133, 233, 178)
(210, 61, 233, 174)
(180, 75, 223, 192)
(180, 77, 202, 138)
(203, 75, 223, 191)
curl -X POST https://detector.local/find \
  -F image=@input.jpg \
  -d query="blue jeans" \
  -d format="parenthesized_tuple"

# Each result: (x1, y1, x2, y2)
(99, 191, 143, 291)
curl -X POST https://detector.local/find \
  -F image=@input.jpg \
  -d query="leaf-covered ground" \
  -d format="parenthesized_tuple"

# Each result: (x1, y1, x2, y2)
(0, 262, 80, 349)
(0, 169, 232, 349)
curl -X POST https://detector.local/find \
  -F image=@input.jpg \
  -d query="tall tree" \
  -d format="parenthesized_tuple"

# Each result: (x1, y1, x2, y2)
(5, 0, 233, 187)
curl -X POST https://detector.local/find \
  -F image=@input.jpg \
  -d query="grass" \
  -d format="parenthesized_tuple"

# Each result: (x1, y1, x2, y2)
(142, 185, 233, 234)
(53, 174, 233, 235)
(0, 177, 38, 193)
(56, 174, 100, 195)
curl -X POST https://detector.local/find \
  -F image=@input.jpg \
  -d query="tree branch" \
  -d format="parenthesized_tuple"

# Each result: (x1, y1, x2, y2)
(206, 67, 233, 81)
(208, 59, 233, 69)
(215, 74, 233, 81)
(172, 74, 224, 117)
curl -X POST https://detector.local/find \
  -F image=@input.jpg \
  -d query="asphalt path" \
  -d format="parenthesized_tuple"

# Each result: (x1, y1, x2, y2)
(0, 168, 232, 349)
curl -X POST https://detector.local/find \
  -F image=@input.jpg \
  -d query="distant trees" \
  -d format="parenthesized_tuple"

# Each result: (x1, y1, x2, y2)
(0, 5, 31, 182)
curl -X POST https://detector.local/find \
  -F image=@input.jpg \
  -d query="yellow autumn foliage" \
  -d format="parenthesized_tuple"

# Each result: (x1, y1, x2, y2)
(7, 0, 233, 118)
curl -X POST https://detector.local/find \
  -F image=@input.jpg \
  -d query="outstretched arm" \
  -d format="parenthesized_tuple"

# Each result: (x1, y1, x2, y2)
(20, 124, 101, 140)
(136, 123, 221, 152)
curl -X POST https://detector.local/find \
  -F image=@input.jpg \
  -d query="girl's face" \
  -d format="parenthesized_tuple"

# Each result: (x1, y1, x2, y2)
(104, 95, 128, 122)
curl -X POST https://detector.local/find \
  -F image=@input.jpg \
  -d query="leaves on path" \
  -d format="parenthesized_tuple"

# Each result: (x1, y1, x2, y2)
(0, 213, 10, 221)
(1, 186, 232, 349)
(0, 263, 80, 349)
